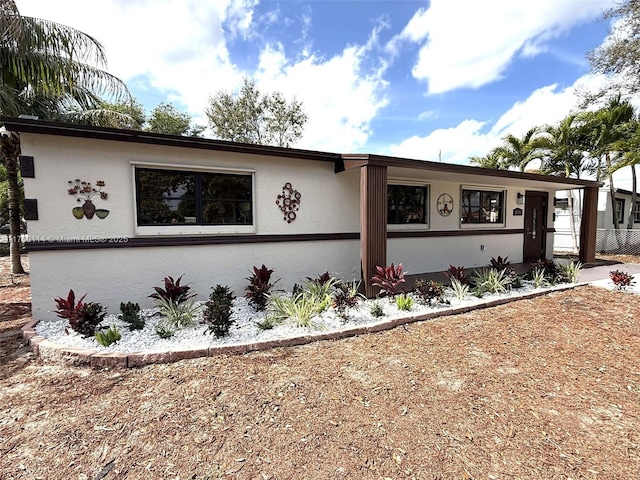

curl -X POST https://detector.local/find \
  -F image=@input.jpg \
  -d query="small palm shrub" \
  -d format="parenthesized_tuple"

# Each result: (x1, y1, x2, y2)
(266, 291, 325, 328)
(371, 263, 406, 297)
(332, 280, 363, 320)
(559, 260, 582, 283)
(245, 265, 278, 311)
(443, 265, 470, 285)
(157, 297, 199, 328)
(531, 268, 549, 288)
(472, 268, 512, 295)
(120, 302, 144, 330)
(395, 293, 414, 311)
(203, 285, 235, 337)
(95, 326, 121, 347)
(149, 275, 194, 304)
(53, 290, 106, 337)
(448, 277, 470, 300)
(610, 270, 635, 290)
(414, 279, 444, 306)
(370, 301, 385, 318)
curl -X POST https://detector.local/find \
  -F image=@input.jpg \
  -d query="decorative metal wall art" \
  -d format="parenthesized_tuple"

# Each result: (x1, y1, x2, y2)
(436, 193, 454, 217)
(275, 182, 301, 223)
(67, 179, 109, 220)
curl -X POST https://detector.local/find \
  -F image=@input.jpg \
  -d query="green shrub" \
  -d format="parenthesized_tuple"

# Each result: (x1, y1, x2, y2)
(370, 301, 385, 318)
(120, 301, 144, 330)
(155, 320, 176, 339)
(266, 290, 326, 328)
(395, 293, 414, 311)
(203, 285, 235, 337)
(95, 326, 121, 347)
(531, 268, 549, 288)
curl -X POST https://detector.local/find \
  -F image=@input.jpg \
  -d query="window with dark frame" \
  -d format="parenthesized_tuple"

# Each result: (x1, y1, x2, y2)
(634, 201, 640, 223)
(387, 185, 427, 224)
(461, 189, 504, 224)
(135, 168, 252, 226)
(614, 198, 625, 225)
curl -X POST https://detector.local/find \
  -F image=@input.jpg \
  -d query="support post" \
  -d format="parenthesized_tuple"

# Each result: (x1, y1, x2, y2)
(360, 165, 387, 297)
(579, 186, 598, 265)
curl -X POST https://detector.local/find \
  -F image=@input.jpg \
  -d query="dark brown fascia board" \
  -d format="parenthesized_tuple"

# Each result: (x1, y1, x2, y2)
(1, 116, 342, 165)
(339, 152, 602, 188)
(614, 187, 640, 196)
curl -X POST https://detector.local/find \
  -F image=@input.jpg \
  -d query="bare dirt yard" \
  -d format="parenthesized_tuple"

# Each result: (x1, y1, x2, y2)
(1, 256, 639, 479)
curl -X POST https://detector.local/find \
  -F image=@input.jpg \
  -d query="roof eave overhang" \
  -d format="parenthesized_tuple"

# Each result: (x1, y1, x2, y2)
(338, 153, 602, 190)
(1, 116, 342, 165)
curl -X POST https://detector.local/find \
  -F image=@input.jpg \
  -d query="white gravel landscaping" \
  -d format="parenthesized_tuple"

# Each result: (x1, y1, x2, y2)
(35, 281, 577, 354)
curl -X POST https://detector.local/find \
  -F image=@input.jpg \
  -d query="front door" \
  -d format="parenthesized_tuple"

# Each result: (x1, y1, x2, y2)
(523, 191, 548, 263)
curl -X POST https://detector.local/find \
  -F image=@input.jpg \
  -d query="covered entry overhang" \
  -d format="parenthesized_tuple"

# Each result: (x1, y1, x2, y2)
(337, 154, 602, 297)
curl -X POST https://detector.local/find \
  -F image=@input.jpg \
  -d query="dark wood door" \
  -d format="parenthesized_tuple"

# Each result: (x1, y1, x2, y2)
(523, 191, 548, 263)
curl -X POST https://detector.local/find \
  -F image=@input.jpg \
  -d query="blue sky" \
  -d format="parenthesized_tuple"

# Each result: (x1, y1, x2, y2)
(16, 0, 633, 185)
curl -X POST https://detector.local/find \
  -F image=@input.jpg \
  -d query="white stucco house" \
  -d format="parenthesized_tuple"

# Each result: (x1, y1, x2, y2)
(2, 117, 602, 320)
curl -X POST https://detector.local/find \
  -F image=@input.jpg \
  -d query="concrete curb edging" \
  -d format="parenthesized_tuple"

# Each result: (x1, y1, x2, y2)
(22, 284, 580, 369)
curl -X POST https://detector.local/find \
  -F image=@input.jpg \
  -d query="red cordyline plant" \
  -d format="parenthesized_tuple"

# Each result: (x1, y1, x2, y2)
(443, 265, 470, 285)
(53, 289, 106, 337)
(149, 275, 195, 304)
(371, 263, 406, 297)
(245, 264, 278, 311)
(609, 270, 635, 290)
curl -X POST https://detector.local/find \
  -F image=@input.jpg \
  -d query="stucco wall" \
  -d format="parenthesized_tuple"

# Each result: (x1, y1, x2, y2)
(28, 240, 361, 320)
(20, 133, 361, 239)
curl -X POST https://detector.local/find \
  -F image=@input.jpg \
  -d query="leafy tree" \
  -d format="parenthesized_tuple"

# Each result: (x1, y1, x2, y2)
(206, 78, 308, 147)
(147, 102, 204, 136)
(587, 0, 640, 99)
(0, 0, 130, 273)
(97, 100, 146, 129)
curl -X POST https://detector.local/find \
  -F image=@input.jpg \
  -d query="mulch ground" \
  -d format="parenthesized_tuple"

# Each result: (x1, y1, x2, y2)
(1, 255, 639, 479)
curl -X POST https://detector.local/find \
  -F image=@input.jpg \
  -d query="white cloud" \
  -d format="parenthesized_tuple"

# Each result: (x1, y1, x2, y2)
(255, 42, 389, 152)
(389, 74, 602, 164)
(16, 0, 388, 151)
(395, 0, 612, 94)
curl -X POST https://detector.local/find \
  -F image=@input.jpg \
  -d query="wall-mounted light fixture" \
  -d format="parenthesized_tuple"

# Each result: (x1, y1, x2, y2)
(517, 192, 525, 205)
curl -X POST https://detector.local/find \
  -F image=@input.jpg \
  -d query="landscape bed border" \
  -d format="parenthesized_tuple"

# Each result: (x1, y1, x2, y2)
(21, 284, 579, 369)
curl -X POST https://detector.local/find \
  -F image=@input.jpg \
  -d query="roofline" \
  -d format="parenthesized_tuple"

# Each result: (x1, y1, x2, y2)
(1, 116, 342, 164)
(614, 187, 640, 196)
(340, 153, 603, 188)
(1, 117, 603, 188)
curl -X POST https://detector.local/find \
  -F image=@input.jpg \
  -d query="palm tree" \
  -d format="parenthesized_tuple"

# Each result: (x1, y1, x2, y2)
(611, 120, 640, 234)
(538, 114, 591, 253)
(579, 95, 635, 234)
(469, 150, 506, 169)
(1, 0, 131, 273)
(493, 126, 546, 172)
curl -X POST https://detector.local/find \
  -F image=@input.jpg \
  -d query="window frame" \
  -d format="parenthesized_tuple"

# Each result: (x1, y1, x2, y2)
(634, 201, 640, 223)
(132, 162, 256, 236)
(460, 186, 506, 227)
(387, 182, 430, 230)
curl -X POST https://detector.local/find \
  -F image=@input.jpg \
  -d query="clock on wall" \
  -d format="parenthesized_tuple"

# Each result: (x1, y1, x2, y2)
(436, 193, 454, 217)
